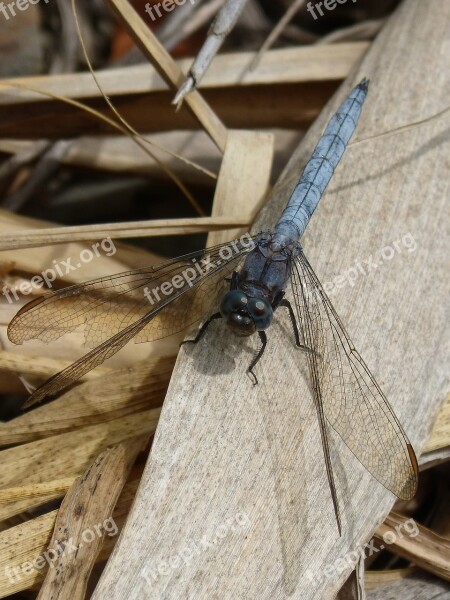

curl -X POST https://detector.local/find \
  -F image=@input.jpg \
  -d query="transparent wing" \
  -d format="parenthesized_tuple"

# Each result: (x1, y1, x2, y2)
(291, 251, 418, 501)
(9, 237, 254, 406)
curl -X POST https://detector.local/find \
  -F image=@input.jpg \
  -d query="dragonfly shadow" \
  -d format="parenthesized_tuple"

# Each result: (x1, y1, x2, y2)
(254, 319, 356, 591)
(255, 337, 311, 595)
(181, 317, 257, 380)
(183, 309, 315, 388)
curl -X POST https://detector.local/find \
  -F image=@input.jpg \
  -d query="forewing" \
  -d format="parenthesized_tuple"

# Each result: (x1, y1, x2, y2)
(11, 237, 255, 406)
(291, 252, 418, 500)
(8, 239, 253, 348)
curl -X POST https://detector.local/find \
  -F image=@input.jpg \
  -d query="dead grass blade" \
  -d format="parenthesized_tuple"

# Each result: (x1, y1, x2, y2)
(36, 437, 145, 599)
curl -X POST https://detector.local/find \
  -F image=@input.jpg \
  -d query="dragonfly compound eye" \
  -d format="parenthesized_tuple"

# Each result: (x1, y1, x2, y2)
(248, 298, 273, 331)
(220, 291, 256, 336)
(220, 291, 248, 317)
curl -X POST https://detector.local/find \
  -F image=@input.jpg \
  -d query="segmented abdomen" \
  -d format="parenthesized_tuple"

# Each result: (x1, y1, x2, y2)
(275, 79, 369, 243)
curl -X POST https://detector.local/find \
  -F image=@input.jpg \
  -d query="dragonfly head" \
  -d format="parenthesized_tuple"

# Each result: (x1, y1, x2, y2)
(220, 291, 273, 337)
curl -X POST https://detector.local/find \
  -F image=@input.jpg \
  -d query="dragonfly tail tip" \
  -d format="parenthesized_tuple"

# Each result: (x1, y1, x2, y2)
(359, 78, 370, 92)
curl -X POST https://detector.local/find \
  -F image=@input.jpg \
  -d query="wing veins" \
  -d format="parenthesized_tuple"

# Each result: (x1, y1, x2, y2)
(292, 259, 342, 532)
(9, 240, 253, 345)
(21, 240, 253, 405)
(292, 252, 418, 500)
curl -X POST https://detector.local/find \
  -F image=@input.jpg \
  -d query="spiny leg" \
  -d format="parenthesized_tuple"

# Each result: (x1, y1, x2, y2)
(278, 298, 314, 354)
(247, 331, 267, 385)
(181, 312, 222, 346)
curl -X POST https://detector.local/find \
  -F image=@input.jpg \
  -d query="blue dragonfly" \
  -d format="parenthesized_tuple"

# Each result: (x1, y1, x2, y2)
(8, 80, 418, 531)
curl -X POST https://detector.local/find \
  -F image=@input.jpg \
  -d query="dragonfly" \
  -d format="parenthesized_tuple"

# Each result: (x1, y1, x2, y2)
(8, 79, 418, 532)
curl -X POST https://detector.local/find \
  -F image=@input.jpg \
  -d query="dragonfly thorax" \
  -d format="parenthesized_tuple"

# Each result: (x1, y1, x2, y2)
(236, 235, 296, 307)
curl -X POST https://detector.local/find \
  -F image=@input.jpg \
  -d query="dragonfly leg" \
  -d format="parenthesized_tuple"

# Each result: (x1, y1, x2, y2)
(278, 298, 314, 354)
(247, 331, 267, 385)
(181, 312, 222, 345)
(230, 270, 240, 289)
(278, 298, 301, 346)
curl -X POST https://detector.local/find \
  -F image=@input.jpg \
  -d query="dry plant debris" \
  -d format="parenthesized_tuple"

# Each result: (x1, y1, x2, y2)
(0, 0, 448, 598)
